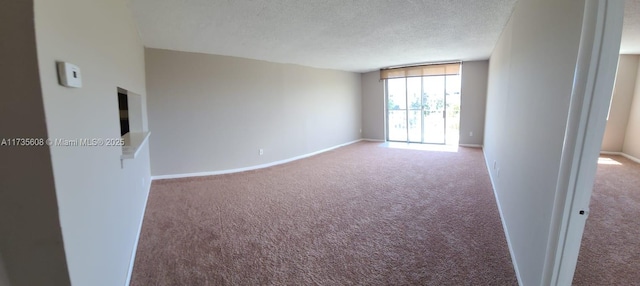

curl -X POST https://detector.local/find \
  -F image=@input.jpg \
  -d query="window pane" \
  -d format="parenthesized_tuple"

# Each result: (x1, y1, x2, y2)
(446, 75, 461, 144)
(387, 78, 406, 110)
(424, 110, 445, 143)
(388, 110, 407, 141)
(423, 76, 445, 144)
(446, 75, 461, 96)
(408, 110, 422, 142)
(407, 77, 421, 110)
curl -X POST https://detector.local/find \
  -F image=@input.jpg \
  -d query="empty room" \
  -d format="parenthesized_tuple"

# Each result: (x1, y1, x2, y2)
(1, 0, 638, 286)
(573, 52, 640, 284)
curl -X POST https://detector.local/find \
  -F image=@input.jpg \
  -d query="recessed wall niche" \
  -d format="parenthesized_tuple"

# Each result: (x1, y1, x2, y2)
(117, 87, 149, 160)
(117, 87, 143, 135)
(118, 90, 129, 136)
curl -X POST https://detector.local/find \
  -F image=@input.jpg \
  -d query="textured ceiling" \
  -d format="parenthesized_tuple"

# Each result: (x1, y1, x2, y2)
(130, 0, 640, 73)
(622, 0, 640, 54)
(129, 0, 518, 72)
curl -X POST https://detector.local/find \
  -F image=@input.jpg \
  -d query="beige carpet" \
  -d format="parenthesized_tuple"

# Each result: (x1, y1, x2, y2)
(131, 142, 517, 285)
(573, 155, 640, 285)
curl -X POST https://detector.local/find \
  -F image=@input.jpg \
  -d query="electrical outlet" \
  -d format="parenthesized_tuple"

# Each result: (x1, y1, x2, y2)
(469, 131, 473, 137)
(360, 128, 362, 133)
(259, 149, 264, 155)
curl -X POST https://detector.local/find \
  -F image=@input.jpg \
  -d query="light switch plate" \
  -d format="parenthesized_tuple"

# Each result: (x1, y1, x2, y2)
(56, 62, 82, 88)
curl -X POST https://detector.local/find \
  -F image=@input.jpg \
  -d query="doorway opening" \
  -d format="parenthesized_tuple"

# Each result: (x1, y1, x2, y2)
(386, 73, 461, 145)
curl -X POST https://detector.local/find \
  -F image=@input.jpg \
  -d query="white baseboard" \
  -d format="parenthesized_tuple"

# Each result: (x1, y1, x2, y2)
(362, 138, 385, 142)
(459, 143, 483, 148)
(483, 149, 523, 286)
(621, 153, 640, 164)
(152, 139, 363, 180)
(599, 151, 640, 164)
(125, 178, 152, 286)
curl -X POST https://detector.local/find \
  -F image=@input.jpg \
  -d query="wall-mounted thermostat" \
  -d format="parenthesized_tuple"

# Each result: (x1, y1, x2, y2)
(56, 61, 82, 88)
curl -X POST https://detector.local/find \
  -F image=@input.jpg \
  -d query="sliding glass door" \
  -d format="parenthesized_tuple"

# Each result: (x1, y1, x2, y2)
(422, 76, 445, 144)
(445, 75, 461, 144)
(387, 78, 408, 141)
(386, 74, 460, 144)
(407, 77, 423, 142)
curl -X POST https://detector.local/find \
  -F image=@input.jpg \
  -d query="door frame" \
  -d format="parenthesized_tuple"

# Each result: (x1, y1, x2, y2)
(542, 1, 624, 285)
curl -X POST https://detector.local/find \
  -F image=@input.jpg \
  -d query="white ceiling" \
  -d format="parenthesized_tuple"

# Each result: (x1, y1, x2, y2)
(130, 0, 640, 73)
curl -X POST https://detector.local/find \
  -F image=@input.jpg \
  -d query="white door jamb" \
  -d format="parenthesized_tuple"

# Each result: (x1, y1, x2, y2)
(543, 1, 624, 285)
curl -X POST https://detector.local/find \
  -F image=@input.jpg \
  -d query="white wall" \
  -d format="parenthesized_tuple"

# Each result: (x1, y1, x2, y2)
(601, 55, 639, 152)
(459, 61, 489, 146)
(34, 0, 151, 285)
(146, 48, 362, 176)
(623, 59, 640, 158)
(483, 0, 585, 285)
(0, 1, 70, 285)
(361, 71, 385, 140)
